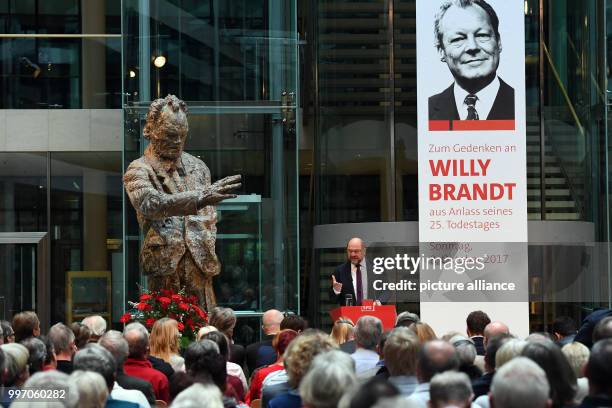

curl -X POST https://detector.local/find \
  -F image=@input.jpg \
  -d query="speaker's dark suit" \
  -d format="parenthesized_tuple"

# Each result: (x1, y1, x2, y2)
(331, 261, 367, 306)
(428, 78, 515, 121)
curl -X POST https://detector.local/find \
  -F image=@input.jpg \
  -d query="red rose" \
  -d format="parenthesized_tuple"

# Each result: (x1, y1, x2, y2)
(160, 289, 171, 297)
(177, 322, 185, 331)
(145, 318, 156, 328)
(120, 313, 132, 323)
(136, 302, 147, 311)
(159, 297, 171, 305)
(179, 303, 189, 312)
(171, 294, 182, 301)
(169, 313, 178, 320)
(193, 306, 207, 320)
(144, 303, 153, 311)
(140, 294, 152, 301)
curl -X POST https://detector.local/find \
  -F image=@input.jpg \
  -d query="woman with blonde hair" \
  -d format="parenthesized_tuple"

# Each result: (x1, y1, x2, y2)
(330, 317, 355, 345)
(409, 322, 437, 343)
(149, 317, 185, 372)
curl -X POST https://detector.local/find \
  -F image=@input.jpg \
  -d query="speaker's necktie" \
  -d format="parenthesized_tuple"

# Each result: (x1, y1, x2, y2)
(464, 94, 479, 120)
(355, 263, 363, 306)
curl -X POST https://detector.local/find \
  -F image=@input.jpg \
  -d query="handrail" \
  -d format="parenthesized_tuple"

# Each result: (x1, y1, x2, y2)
(542, 42, 585, 137)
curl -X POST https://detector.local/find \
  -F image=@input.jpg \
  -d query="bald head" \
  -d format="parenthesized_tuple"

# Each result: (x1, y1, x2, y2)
(347, 237, 366, 265)
(417, 340, 460, 382)
(484, 321, 509, 346)
(262, 309, 284, 335)
(123, 329, 148, 359)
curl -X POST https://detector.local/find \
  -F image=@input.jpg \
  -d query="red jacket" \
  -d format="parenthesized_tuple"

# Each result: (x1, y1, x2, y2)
(124, 357, 170, 403)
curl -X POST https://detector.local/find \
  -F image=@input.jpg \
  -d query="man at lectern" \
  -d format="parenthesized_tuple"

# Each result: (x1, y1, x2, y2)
(331, 237, 380, 306)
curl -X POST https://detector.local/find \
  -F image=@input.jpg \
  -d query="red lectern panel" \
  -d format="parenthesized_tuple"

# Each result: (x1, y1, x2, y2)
(330, 305, 397, 330)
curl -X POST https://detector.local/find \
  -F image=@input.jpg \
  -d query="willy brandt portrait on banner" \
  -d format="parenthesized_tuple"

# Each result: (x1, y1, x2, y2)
(428, 0, 515, 131)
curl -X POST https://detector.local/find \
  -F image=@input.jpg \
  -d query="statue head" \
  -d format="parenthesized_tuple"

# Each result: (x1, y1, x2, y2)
(143, 95, 189, 160)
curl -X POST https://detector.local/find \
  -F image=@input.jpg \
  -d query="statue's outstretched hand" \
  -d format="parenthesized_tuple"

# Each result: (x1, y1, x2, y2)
(198, 174, 242, 206)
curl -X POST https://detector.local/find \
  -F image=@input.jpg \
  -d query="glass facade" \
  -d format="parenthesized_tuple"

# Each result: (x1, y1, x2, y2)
(0, 0, 610, 337)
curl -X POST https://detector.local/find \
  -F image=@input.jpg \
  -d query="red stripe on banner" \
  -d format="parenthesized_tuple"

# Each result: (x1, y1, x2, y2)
(451, 120, 515, 131)
(428, 120, 451, 131)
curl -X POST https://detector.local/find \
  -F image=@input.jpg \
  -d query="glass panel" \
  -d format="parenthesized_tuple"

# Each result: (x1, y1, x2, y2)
(0, 243, 37, 319)
(50, 152, 123, 325)
(0, 152, 47, 232)
(316, 0, 392, 223)
(0, 37, 121, 109)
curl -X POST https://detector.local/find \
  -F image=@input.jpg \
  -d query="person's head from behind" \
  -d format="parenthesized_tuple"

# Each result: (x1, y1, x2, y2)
(281, 314, 308, 333)
(466, 310, 491, 337)
(23, 370, 79, 408)
(184, 339, 226, 391)
(284, 329, 337, 388)
(490, 357, 551, 408)
(172, 383, 224, 408)
(484, 333, 512, 372)
(149, 317, 180, 361)
(272, 329, 299, 359)
(70, 322, 92, 349)
(123, 322, 150, 359)
(409, 322, 438, 343)
(434, 0, 502, 93)
(449, 335, 477, 367)
(202, 331, 231, 361)
(48, 323, 77, 359)
(592, 316, 612, 343)
(98, 330, 129, 369)
(69, 370, 108, 408)
(395, 312, 420, 328)
(483, 321, 509, 347)
(81, 315, 107, 340)
(331, 317, 355, 345)
(208, 307, 237, 339)
(383, 327, 420, 377)
(12, 311, 40, 343)
(1, 320, 14, 344)
(429, 371, 473, 408)
(551, 316, 576, 341)
(300, 350, 356, 408)
(72, 343, 117, 392)
(495, 338, 527, 369)
(355, 316, 383, 351)
(561, 342, 589, 379)
(521, 340, 577, 406)
(584, 338, 612, 396)
(416, 340, 459, 383)
(20, 337, 46, 375)
(262, 309, 284, 335)
(339, 376, 399, 408)
(1, 343, 29, 387)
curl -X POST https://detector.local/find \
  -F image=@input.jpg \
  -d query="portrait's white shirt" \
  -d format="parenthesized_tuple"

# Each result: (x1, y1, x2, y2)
(453, 76, 500, 120)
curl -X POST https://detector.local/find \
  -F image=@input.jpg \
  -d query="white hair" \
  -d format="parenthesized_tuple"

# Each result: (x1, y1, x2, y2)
(299, 350, 357, 408)
(490, 357, 550, 408)
(12, 370, 80, 408)
(171, 383, 224, 408)
(495, 338, 527, 368)
(82, 316, 107, 337)
(69, 370, 108, 408)
(561, 342, 590, 378)
(429, 371, 473, 406)
(449, 335, 477, 365)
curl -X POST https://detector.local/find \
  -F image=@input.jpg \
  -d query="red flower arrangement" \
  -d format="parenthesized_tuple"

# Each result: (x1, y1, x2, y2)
(120, 288, 208, 342)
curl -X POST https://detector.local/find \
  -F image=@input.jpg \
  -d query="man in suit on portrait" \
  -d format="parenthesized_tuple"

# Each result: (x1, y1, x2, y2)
(428, 0, 514, 122)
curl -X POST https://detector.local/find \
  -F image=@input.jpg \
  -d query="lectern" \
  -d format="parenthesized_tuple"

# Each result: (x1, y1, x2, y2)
(330, 303, 397, 330)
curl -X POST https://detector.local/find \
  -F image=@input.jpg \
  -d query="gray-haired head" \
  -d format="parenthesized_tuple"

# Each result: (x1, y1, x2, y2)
(355, 316, 383, 350)
(123, 322, 149, 338)
(48, 323, 75, 355)
(384, 327, 420, 377)
(299, 350, 357, 408)
(98, 330, 129, 367)
(16, 370, 79, 408)
(490, 357, 550, 408)
(69, 370, 108, 408)
(495, 338, 527, 368)
(372, 396, 421, 408)
(123, 323, 149, 359)
(72, 344, 116, 391)
(449, 335, 476, 366)
(171, 383, 224, 408)
(1, 343, 29, 386)
(81, 316, 107, 337)
(20, 337, 47, 375)
(429, 371, 473, 408)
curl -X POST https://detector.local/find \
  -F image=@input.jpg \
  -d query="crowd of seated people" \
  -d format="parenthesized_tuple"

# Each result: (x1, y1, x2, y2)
(2, 307, 612, 408)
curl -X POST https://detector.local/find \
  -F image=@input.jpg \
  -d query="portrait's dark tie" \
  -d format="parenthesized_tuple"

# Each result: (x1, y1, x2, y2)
(464, 94, 479, 120)
(355, 263, 363, 305)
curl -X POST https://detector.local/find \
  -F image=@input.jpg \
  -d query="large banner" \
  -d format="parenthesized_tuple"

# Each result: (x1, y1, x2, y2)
(416, 0, 529, 337)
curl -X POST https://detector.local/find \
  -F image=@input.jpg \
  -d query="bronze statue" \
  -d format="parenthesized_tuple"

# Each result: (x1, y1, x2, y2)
(124, 95, 241, 311)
